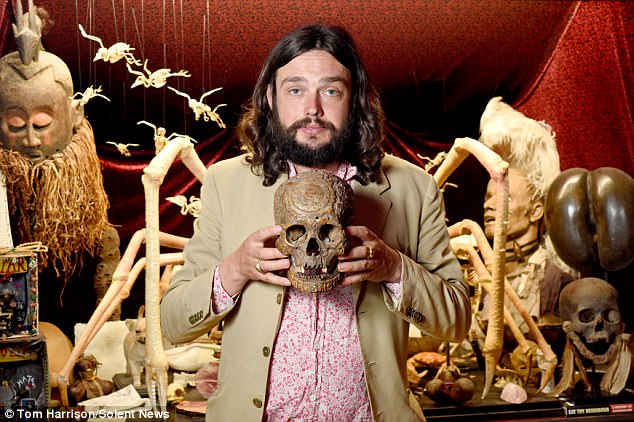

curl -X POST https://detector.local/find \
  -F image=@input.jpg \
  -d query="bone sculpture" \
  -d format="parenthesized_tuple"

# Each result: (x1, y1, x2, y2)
(554, 277, 630, 396)
(58, 138, 206, 410)
(433, 97, 564, 397)
(433, 137, 509, 398)
(141, 138, 206, 412)
(274, 170, 354, 293)
(434, 140, 558, 397)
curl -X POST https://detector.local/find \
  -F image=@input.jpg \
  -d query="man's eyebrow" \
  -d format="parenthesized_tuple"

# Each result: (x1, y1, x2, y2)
(280, 76, 306, 85)
(320, 76, 347, 84)
(279, 75, 348, 85)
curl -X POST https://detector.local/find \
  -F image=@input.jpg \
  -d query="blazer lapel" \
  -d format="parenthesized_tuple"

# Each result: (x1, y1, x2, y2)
(352, 167, 392, 237)
(351, 167, 392, 306)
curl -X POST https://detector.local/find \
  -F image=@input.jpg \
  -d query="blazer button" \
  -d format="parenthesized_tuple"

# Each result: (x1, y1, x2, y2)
(276, 293, 282, 304)
(263, 346, 271, 357)
(253, 398, 263, 408)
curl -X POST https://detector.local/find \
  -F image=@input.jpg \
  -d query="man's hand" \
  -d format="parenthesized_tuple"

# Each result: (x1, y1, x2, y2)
(337, 226, 402, 286)
(219, 225, 291, 295)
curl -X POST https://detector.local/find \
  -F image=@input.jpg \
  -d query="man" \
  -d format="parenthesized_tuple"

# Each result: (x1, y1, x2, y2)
(160, 24, 470, 421)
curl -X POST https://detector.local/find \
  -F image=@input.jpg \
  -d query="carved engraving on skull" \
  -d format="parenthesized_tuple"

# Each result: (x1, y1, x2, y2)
(559, 277, 624, 365)
(274, 170, 354, 293)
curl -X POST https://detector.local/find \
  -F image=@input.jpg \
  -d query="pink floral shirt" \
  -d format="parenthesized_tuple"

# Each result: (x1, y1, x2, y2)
(212, 163, 401, 421)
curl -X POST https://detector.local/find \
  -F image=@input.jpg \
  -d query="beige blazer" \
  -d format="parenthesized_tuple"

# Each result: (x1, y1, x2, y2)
(161, 153, 471, 421)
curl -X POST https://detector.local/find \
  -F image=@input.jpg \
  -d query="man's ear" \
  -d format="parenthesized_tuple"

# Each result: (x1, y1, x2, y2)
(266, 84, 273, 110)
(530, 200, 544, 223)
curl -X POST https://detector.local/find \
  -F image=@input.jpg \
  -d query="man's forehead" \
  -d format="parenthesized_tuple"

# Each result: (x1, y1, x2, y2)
(276, 50, 350, 83)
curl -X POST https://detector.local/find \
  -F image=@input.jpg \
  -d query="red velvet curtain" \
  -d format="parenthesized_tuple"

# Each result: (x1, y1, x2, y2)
(516, 2, 634, 176)
(1, 1, 632, 326)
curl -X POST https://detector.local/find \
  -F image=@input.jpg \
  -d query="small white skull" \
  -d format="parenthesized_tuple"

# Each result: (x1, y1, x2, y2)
(559, 277, 624, 364)
(274, 170, 354, 293)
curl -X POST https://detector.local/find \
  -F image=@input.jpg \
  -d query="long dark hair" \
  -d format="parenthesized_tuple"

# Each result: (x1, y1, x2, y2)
(236, 24, 385, 186)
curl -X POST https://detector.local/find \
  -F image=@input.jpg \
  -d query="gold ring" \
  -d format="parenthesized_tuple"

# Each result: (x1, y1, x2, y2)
(255, 260, 266, 274)
(365, 245, 374, 259)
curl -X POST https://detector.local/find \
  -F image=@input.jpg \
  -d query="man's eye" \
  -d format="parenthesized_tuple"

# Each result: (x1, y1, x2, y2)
(288, 88, 301, 95)
(324, 88, 340, 96)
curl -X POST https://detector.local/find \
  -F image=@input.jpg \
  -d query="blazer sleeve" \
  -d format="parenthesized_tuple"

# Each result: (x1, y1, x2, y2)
(160, 165, 234, 344)
(383, 176, 471, 343)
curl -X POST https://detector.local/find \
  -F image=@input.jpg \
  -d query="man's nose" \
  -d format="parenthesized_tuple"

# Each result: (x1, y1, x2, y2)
(305, 92, 323, 117)
(483, 195, 495, 211)
(22, 125, 42, 147)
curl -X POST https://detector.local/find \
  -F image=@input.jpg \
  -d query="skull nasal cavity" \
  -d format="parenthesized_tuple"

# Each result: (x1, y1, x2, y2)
(307, 238, 320, 256)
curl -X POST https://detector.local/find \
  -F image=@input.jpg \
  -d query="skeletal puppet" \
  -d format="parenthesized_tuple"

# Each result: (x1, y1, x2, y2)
(78, 24, 141, 66)
(127, 60, 190, 89)
(417, 151, 448, 173)
(166, 195, 201, 218)
(106, 142, 139, 157)
(72, 85, 110, 107)
(168, 87, 227, 128)
(137, 120, 196, 155)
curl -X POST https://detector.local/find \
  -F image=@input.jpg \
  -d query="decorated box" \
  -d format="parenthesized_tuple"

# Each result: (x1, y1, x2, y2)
(0, 252, 38, 339)
(0, 335, 49, 409)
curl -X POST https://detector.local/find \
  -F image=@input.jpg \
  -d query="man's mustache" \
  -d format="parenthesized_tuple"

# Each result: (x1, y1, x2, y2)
(286, 117, 336, 134)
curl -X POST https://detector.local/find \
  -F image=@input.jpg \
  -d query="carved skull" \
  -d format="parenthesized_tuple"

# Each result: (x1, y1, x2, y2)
(274, 170, 354, 293)
(559, 277, 624, 364)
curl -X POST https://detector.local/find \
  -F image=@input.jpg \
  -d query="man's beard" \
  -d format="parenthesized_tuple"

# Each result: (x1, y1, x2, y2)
(268, 111, 352, 167)
(0, 119, 110, 279)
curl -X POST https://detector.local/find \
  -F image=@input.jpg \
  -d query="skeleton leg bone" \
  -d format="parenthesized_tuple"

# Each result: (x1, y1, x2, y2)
(434, 137, 508, 398)
(58, 138, 204, 407)
(450, 227, 557, 394)
(141, 138, 206, 411)
(57, 234, 186, 406)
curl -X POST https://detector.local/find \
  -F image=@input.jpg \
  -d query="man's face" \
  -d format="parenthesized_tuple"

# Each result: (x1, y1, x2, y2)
(483, 167, 541, 241)
(267, 50, 352, 162)
(0, 68, 75, 163)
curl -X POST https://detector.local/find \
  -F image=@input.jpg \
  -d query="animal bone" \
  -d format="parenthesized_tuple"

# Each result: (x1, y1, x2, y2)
(434, 137, 508, 398)
(57, 138, 206, 409)
(440, 140, 558, 396)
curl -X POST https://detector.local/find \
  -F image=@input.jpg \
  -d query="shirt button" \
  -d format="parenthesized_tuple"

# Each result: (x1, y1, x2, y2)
(263, 346, 270, 357)
(309, 394, 317, 402)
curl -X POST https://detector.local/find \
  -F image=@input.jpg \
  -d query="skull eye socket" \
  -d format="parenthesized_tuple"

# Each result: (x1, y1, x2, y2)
(286, 225, 306, 243)
(319, 224, 342, 243)
(604, 309, 620, 323)
(578, 308, 596, 323)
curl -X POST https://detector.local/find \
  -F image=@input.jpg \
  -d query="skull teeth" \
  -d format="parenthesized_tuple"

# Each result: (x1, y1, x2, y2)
(297, 266, 327, 277)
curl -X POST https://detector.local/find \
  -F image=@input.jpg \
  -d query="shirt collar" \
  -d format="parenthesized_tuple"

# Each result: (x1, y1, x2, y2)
(287, 161, 358, 184)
